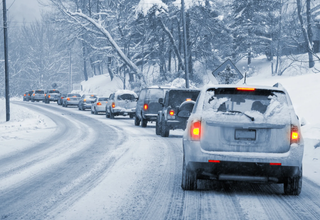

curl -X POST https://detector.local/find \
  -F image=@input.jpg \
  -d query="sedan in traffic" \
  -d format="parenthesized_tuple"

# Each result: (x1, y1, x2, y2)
(62, 93, 81, 107)
(91, 97, 109, 114)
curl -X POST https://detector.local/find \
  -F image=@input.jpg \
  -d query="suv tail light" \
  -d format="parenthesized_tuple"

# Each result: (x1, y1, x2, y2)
(48, 95, 51, 98)
(97, 102, 102, 105)
(290, 125, 300, 144)
(24, 94, 26, 96)
(67, 97, 70, 101)
(33, 94, 35, 96)
(168, 109, 175, 119)
(144, 104, 148, 110)
(190, 121, 201, 141)
(112, 102, 115, 108)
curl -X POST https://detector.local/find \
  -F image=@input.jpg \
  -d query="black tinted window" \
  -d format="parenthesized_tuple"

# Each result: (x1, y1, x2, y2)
(68, 94, 81, 97)
(168, 91, 200, 107)
(49, 90, 59, 93)
(147, 89, 165, 101)
(98, 98, 109, 101)
(117, 94, 136, 101)
(35, 90, 44, 94)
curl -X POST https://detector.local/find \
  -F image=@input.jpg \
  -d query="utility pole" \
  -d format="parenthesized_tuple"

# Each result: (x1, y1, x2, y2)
(3, 0, 10, 121)
(181, 0, 189, 88)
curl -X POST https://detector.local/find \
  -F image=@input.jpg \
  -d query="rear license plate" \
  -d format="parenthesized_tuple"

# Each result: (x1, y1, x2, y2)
(235, 129, 256, 140)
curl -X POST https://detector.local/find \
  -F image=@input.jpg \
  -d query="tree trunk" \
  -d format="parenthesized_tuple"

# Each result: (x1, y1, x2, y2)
(82, 42, 88, 81)
(107, 57, 114, 80)
(297, 0, 314, 68)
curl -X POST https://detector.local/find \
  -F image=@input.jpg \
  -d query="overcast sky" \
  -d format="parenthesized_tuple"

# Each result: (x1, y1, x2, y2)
(7, 0, 50, 27)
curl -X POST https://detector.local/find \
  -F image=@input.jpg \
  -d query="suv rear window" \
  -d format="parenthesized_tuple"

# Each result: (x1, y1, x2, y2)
(168, 91, 200, 107)
(35, 90, 44, 94)
(147, 89, 166, 101)
(117, 94, 136, 101)
(98, 98, 108, 101)
(204, 88, 287, 114)
(49, 90, 59, 93)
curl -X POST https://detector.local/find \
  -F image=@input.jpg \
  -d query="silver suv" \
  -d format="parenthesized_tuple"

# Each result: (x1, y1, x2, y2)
(181, 84, 304, 195)
(106, 90, 138, 119)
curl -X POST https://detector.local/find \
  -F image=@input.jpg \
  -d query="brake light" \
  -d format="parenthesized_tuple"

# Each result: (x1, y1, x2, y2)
(112, 102, 115, 108)
(270, 163, 281, 166)
(186, 98, 192, 101)
(33, 94, 35, 96)
(61, 97, 64, 99)
(84, 99, 87, 102)
(144, 104, 148, 110)
(67, 97, 70, 101)
(291, 125, 300, 144)
(97, 102, 102, 105)
(28, 94, 30, 96)
(48, 95, 51, 98)
(237, 87, 255, 91)
(169, 110, 175, 116)
(208, 160, 220, 163)
(190, 121, 201, 140)
(24, 94, 26, 96)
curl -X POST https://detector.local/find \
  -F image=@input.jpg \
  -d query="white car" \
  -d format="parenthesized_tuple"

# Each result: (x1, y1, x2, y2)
(106, 90, 138, 119)
(91, 97, 109, 114)
(181, 83, 304, 195)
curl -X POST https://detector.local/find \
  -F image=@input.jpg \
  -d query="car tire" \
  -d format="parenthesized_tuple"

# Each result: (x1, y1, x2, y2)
(155, 117, 161, 135)
(141, 117, 147, 127)
(181, 156, 197, 190)
(94, 108, 98, 115)
(134, 116, 140, 126)
(161, 119, 169, 137)
(284, 167, 302, 195)
(110, 110, 114, 119)
(129, 114, 134, 119)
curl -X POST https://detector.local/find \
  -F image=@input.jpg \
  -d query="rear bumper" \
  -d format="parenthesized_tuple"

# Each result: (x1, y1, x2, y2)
(82, 103, 93, 109)
(167, 118, 187, 130)
(143, 113, 158, 121)
(112, 108, 135, 115)
(95, 106, 106, 112)
(66, 101, 79, 105)
(183, 139, 304, 181)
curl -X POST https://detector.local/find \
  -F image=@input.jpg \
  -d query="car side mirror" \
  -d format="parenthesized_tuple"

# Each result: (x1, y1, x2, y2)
(158, 98, 164, 105)
(300, 117, 307, 127)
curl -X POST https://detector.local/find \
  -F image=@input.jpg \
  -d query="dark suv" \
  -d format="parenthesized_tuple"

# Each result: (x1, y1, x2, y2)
(44, 89, 61, 103)
(156, 89, 200, 137)
(135, 86, 170, 127)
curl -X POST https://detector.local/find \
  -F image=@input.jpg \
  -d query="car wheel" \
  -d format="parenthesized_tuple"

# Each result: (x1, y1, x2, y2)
(161, 119, 169, 137)
(110, 110, 114, 119)
(91, 109, 94, 114)
(66, 104, 68, 107)
(141, 118, 147, 127)
(134, 116, 140, 126)
(94, 108, 98, 115)
(181, 156, 197, 190)
(284, 166, 302, 195)
(155, 117, 161, 135)
(129, 114, 134, 119)
(106, 109, 110, 118)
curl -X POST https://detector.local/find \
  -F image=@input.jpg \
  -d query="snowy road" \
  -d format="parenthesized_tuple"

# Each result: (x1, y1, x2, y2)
(1, 101, 320, 219)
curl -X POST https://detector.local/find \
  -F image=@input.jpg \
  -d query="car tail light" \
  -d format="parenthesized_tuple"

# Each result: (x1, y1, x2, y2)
(97, 102, 102, 105)
(168, 109, 175, 119)
(190, 121, 201, 141)
(112, 102, 115, 108)
(237, 87, 255, 91)
(144, 104, 148, 110)
(24, 94, 26, 96)
(291, 125, 300, 144)
(48, 95, 51, 98)
(67, 97, 70, 101)
(45, 94, 47, 97)
(33, 94, 35, 96)
(61, 97, 64, 99)
(186, 98, 192, 101)
(28, 94, 30, 96)
(84, 99, 87, 102)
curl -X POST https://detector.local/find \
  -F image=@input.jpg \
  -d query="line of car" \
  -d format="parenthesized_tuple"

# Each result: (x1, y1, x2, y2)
(23, 83, 304, 195)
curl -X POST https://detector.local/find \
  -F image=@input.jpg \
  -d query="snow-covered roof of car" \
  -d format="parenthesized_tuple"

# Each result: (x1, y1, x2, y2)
(115, 90, 138, 96)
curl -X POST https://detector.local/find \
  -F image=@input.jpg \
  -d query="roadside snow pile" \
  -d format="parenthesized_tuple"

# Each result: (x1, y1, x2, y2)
(79, 75, 123, 97)
(0, 99, 56, 155)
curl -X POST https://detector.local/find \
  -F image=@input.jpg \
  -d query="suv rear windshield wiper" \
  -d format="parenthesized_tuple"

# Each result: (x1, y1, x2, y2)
(226, 110, 255, 121)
